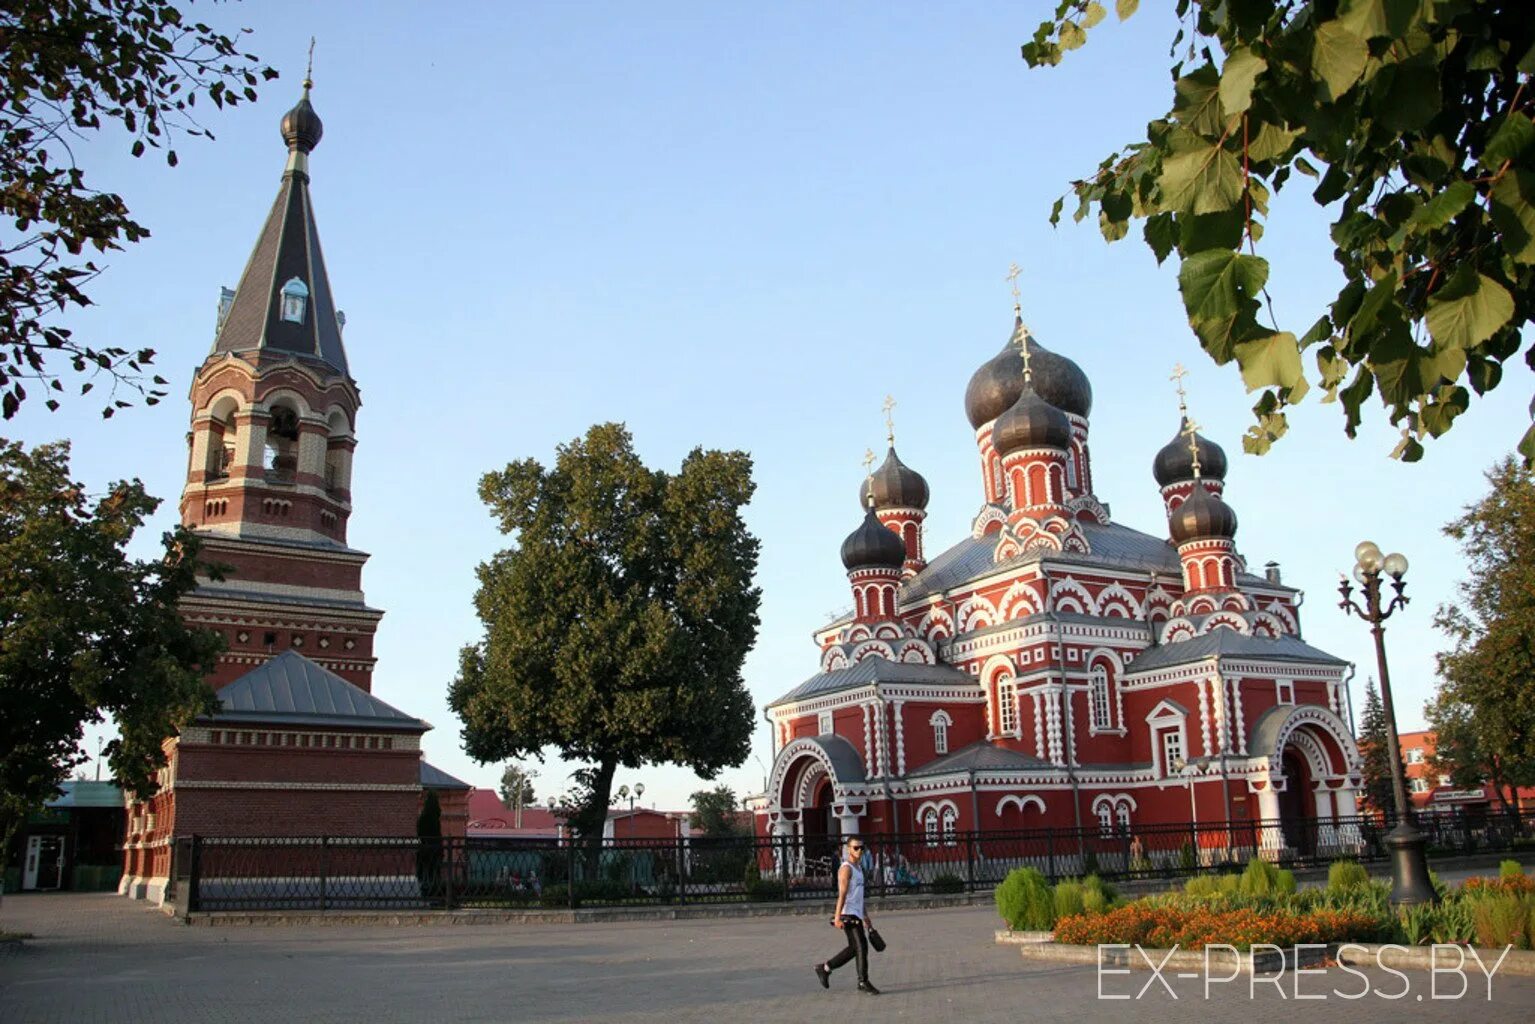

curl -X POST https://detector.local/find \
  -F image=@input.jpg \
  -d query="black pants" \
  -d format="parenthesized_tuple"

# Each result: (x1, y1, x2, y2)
(826, 916, 870, 983)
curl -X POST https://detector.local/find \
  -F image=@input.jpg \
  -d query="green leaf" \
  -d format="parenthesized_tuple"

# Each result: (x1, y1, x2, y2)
(1481, 113, 1535, 170)
(1405, 180, 1476, 231)
(1234, 331, 1304, 392)
(1489, 169, 1535, 264)
(1376, 63, 1442, 132)
(1180, 208, 1246, 251)
(1144, 213, 1177, 264)
(1246, 121, 1298, 163)
(1157, 131, 1245, 215)
(1312, 22, 1369, 101)
(1116, 0, 1139, 19)
(1338, 0, 1421, 40)
(1178, 250, 1268, 361)
(1425, 267, 1516, 352)
(1084, 2, 1107, 29)
(1219, 49, 1267, 116)
(1060, 21, 1086, 51)
(1173, 65, 1227, 135)
(1519, 423, 1535, 466)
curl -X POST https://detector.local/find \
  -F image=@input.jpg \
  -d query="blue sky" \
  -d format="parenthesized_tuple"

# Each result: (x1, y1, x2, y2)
(11, 1, 1527, 811)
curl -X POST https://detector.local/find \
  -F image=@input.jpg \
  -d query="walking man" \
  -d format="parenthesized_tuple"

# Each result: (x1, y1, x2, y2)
(814, 835, 879, 994)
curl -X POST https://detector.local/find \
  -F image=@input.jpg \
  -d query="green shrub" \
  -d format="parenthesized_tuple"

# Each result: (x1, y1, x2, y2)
(1430, 899, 1476, 945)
(1328, 860, 1371, 892)
(1082, 885, 1109, 915)
(1083, 874, 1117, 903)
(1178, 841, 1197, 871)
(1500, 859, 1524, 880)
(1054, 880, 1085, 920)
(1275, 869, 1297, 896)
(1240, 857, 1282, 897)
(995, 867, 1054, 931)
(1472, 894, 1531, 949)
(1217, 873, 1242, 897)
(932, 873, 965, 895)
(746, 878, 786, 901)
(1399, 904, 1434, 946)
(1184, 875, 1220, 898)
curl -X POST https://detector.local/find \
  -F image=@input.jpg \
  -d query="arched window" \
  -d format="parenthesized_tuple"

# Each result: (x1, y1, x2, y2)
(1096, 802, 1114, 836)
(998, 678, 1017, 735)
(941, 806, 958, 847)
(264, 404, 300, 483)
(930, 710, 952, 755)
(1116, 803, 1131, 833)
(922, 808, 939, 848)
(280, 277, 309, 324)
(1089, 665, 1112, 730)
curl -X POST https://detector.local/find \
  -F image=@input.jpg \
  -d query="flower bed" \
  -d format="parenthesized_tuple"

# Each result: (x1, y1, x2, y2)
(1053, 902, 1379, 951)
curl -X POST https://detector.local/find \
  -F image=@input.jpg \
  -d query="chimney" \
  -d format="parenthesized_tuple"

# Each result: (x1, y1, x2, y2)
(1264, 561, 1282, 584)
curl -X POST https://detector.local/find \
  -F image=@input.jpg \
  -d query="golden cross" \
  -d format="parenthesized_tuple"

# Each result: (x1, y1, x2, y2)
(1017, 328, 1034, 385)
(305, 37, 316, 89)
(1170, 363, 1190, 411)
(862, 448, 877, 507)
(882, 395, 897, 446)
(1005, 263, 1022, 308)
(1182, 418, 1204, 479)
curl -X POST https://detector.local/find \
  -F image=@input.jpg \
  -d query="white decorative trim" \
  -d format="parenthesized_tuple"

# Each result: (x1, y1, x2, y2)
(995, 793, 1046, 816)
(894, 700, 907, 776)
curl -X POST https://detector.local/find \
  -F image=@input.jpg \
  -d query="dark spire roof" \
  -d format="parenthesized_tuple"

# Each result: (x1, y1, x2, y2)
(859, 446, 930, 511)
(1153, 417, 1228, 486)
(992, 382, 1072, 455)
(840, 505, 906, 571)
(964, 320, 1093, 428)
(1169, 485, 1239, 544)
(209, 82, 349, 376)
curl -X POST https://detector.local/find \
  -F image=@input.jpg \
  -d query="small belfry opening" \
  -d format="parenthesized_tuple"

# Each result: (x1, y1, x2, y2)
(265, 403, 300, 483)
(280, 277, 309, 324)
(204, 395, 239, 480)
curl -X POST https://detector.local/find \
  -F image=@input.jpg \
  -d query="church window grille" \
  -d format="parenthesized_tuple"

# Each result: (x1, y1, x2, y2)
(941, 806, 958, 846)
(998, 679, 1017, 735)
(1116, 803, 1131, 832)
(280, 277, 309, 323)
(1160, 729, 1183, 773)
(922, 808, 939, 848)
(1096, 803, 1113, 836)
(931, 710, 951, 755)
(1089, 665, 1112, 730)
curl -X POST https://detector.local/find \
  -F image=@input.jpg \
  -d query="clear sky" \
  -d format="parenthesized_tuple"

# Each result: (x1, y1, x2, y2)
(10, 1, 1527, 811)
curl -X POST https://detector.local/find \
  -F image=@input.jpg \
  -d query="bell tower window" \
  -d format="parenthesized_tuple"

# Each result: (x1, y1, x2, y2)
(265, 404, 300, 483)
(280, 278, 309, 324)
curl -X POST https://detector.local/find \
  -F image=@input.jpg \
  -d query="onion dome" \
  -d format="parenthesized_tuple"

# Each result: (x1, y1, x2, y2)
(1169, 486, 1239, 544)
(281, 82, 324, 154)
(992, 384, 1072, 456)
(1153, 418, 1228, 486)
(858, 446, 930, 511)
(964, 323, 1093, 428)
(840, 506, 906, 571)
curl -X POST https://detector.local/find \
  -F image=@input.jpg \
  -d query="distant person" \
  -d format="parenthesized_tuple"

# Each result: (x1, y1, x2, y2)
(814, 835, 879, 995)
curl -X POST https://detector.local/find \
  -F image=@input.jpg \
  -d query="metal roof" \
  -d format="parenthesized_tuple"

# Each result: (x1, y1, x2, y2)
(769, 656, 975, 708)
(1125, 630, 1348, 675)
(46, 781, 125, 809)
(420, 761, 471, 789)
(905, 740, 1047, 778)
(208, 650, 429, 732)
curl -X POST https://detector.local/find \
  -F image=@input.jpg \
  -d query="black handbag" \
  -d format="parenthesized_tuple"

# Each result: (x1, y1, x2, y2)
(868, 927, 887, 952)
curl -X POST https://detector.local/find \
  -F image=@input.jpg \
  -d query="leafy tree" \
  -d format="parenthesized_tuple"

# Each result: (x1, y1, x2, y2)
(0, 439, 221, 844)
(1, 0, 277, 420)
(449, 423, 761, 859)
(1426, 692, 1531, 813)
(1356, 677, 1400, 814)
(1023, 1, 1535, 462)
(1432, 454, 1535, 811)
(690, 784, 746, 839)
(499, 763, 537, 809)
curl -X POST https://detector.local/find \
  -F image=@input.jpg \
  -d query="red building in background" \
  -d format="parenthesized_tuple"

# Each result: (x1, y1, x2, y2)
(1398, 730, 1535, 813)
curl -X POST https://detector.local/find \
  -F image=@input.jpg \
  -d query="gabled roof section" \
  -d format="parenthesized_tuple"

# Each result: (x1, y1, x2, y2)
(420, 761, 471, 790)
(769, 656, 975, 708)
(209, 650, 428, 732)
(211, 112, 348, 375)
(1124, 630, 1348, 676)
(906, 740, 1047, 778)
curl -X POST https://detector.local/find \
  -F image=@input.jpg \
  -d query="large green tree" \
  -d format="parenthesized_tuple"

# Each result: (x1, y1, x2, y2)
(0, 439, 221, 843)
(1431, 454, 1535, 812)
(1356, 678, 1400, 814)
(449, 423, 761, 853)
(1023, 1, 1535, 462)
(1, 0, 276, 420)
(690, 784, 746, 840)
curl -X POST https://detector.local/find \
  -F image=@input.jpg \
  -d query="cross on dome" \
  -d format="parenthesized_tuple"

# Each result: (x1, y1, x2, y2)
(882, 394, 897, 445)
(1182, 418, 1204, 479)
(862, 447, 877, 507)
(1170, 363, 1190, 416)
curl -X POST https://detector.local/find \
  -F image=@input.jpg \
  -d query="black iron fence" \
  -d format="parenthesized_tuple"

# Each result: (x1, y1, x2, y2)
(169, 809, 1535, 913)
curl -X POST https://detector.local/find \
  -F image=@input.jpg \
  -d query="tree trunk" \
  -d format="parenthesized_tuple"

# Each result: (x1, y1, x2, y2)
(579, 756, 620, 879)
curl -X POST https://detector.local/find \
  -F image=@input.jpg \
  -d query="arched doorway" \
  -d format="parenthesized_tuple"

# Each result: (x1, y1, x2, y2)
(1278, 748, 1314, 856)
(803, 777, 838, 868)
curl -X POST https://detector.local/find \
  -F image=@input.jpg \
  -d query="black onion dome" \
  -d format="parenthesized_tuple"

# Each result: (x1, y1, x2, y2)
(840, 506, 907, 570)
(281, 85, 324, 154)
(1153, 418, 1228, 486)
(964, 323, 1093, 428)
(992, 383, 1073, 456)
(1169, 486, 1239, 544)
(858, 446, 930, 511)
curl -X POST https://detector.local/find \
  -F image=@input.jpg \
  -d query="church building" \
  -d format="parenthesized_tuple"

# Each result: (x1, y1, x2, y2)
(120, 81, 443, 902)
(755, 293, 1363, 859)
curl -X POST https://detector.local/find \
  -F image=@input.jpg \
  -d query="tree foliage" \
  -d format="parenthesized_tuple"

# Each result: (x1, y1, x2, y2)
(1, 0, 277, 420)
(499, 763, 537, 809)
(1024, 0, 1535, 463)
(449, 423, 761, 847)
(1431, 454, 1535, 810)
(690, 783, 746, 839)
(0, 438, 221, 842)
(1356, 677, 1400, 813)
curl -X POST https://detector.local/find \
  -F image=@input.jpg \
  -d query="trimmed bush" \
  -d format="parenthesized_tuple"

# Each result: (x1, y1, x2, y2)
(995, 867, 1054, 931)
(1275, 869, 1297, 896)
(932, 873, 965, 895)
(1184, 874, 1221, 898)
(1054, 880, 1085, 920)
(1500, 859, 1525, 880)
(1217, 874, 1242, 897)
(1239, 856, 1283, 897)
(1328, 859, 1370, 893)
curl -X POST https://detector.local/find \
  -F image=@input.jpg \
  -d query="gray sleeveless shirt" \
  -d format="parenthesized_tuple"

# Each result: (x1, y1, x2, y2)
(841, 858, 865, 918)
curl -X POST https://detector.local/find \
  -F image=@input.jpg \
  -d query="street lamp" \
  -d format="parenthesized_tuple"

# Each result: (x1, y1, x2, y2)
(633, 782, 645, 810)
(1338, 541, 1436, 906)
(1173, 757, 1201, 866)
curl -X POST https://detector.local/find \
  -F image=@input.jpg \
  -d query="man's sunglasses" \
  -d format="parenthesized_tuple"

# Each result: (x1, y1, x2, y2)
(849, 844, 864, 851)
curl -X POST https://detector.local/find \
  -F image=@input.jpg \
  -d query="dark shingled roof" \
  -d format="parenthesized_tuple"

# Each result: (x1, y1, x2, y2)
(808, 735, 867, 783)
(906, 740, 1048, 778)
(1125, 630, 1348, 675)
(208, 650, 429, 732)
(420, 761, 471, 790)
(211, 109, 348, 375)
(769, 656, 975, 708)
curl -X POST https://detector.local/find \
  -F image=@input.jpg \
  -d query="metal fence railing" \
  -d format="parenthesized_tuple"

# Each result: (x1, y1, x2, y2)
(167, 809, 1535, 913)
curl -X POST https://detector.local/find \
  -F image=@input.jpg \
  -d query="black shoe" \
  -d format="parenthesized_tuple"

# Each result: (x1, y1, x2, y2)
(814, 964, 830, 989)
(858, 981, 881, 995)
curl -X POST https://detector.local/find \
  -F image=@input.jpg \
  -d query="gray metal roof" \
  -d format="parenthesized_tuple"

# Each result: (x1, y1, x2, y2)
(769, 656, 975, 708)
(189, 583, 377, 612)
(211, 129, 349, 375)
(420, 761, 471, 790)
(811, 734, 867, 783)
(1125, 630, 1348, 675)
(208, 650, 429, 732)
(906, 740, 1047, 778)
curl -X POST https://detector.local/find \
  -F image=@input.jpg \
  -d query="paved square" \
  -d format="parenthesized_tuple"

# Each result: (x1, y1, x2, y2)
(3, 894, 1533, 1022)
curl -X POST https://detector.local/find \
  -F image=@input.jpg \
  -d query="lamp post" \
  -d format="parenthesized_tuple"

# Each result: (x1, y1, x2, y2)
(1173, 757, 1200, 866)
(1338, 541, 1436, 906)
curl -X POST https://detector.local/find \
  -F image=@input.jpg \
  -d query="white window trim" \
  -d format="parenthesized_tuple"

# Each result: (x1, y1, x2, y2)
(1276, 679, 1295, 705)
(817, 711, 833, 736)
